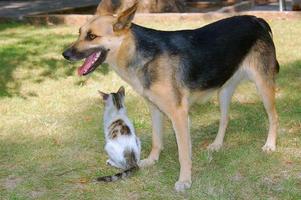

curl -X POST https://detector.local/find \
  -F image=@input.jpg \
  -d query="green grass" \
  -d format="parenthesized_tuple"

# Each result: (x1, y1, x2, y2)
(0, 19, 300, 200)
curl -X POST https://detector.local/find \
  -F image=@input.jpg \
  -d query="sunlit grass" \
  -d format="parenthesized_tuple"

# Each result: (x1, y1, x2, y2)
(0, 19, 300, 199)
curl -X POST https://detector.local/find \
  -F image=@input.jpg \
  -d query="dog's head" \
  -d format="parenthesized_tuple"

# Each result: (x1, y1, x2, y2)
(62, 1, 138, 76)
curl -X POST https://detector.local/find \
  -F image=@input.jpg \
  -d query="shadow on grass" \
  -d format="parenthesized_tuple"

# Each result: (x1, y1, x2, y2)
(0, 46, 25, 97)
(0, 22, 24, 31)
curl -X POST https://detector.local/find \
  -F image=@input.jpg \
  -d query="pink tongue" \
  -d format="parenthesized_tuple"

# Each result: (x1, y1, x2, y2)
(78, 52, 98, 76)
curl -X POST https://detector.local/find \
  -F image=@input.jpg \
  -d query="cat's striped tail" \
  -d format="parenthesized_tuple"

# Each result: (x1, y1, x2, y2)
(96, 166, 138, 182)
(96, 149, 138, 182)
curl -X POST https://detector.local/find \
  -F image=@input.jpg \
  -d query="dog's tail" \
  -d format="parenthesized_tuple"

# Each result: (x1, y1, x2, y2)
(256, 17, 273, 36)
(96, 150, 138, 182)
(255, 17, 280, 74)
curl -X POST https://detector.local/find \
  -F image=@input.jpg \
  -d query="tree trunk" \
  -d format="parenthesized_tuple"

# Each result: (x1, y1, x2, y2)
(97, 0, 186, 14)
(292, 0, 301, 10)
(135, 0, 186, 13)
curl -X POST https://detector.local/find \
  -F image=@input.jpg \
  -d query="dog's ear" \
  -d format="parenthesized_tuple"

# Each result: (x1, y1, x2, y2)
(98, 90, 109, 101)
(96, 0, 121, 16)
(117, 86, 125, 97)
(113, 1, 138, 32)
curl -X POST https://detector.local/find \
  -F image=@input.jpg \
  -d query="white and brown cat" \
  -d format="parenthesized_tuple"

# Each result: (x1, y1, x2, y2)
(97, 86, 141, 182)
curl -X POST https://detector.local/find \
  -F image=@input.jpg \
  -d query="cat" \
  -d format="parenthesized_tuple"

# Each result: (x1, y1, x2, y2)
(97, 86, 141, 182)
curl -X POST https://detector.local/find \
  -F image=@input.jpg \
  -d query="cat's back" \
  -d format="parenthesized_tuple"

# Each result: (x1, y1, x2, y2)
(106, 118, 135, 140)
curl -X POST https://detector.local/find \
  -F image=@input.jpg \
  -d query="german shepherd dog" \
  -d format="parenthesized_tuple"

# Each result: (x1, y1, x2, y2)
(62, 2, 279, 191)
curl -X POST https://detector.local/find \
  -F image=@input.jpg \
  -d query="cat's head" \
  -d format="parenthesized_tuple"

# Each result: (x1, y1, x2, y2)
(98, 86, 126, 115)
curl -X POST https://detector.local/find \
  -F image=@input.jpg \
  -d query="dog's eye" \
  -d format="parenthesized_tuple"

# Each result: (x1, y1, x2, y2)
(87, 33, 97, 41)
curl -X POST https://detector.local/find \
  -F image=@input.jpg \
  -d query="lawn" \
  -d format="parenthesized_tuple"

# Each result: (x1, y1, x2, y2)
(0, 18, 300, 200)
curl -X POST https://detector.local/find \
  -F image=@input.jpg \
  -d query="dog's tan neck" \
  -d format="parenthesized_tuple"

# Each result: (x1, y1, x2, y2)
(116, 31, 136, 69)
(107, 30, 144, 95)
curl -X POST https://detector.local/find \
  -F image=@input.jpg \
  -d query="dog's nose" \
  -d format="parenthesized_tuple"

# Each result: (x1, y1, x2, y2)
(62, 51, 71, 60)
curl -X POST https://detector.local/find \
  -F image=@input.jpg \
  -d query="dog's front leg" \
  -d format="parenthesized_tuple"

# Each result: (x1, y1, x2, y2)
(170, 106, 192, 192)
(139, 103, 163, 167)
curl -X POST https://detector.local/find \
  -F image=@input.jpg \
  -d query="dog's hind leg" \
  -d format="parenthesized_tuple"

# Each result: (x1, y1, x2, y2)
(245, 43, 279, 152)
(259, 86, 278, 152)
(248, 68, 278, 152)
(208, 70, 244, 151)
(139, 103, 163, 168)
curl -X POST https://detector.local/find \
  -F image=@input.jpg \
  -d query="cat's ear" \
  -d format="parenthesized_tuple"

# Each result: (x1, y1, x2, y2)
(98, 91, 109, 101)
(117, 86, 125, 97)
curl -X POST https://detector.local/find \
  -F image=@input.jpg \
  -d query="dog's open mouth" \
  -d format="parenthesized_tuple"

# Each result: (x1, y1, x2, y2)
(78, 50, 108, 76)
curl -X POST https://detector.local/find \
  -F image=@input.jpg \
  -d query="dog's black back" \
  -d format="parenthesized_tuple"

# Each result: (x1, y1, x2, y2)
(131, 15, 275, 90)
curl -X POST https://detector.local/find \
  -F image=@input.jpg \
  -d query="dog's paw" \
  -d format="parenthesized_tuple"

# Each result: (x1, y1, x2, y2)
(174, 180, 191, 192)
(138, 158, 156, 168)
(207, 142, 223, 152)
(262, 143, 276, 152)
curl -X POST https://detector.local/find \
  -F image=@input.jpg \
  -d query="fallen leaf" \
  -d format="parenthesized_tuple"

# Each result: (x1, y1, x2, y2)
(68, 178, 89, 184)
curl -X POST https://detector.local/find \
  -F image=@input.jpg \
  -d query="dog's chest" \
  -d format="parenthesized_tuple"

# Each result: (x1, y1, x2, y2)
(114, 67, 145, 95)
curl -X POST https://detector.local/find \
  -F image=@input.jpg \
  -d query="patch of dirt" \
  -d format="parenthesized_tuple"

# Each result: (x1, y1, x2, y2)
(298, 173, 301, 179)
(262, 177, 283, 192)
(3, 176, 23, 190)
(29, 190, 45, 199)
(127, 192, 140, 200)
(230, 172, 244, 182)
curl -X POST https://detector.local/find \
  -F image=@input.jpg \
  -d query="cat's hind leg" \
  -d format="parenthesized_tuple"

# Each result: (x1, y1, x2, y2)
(106, 159, 120, 168)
